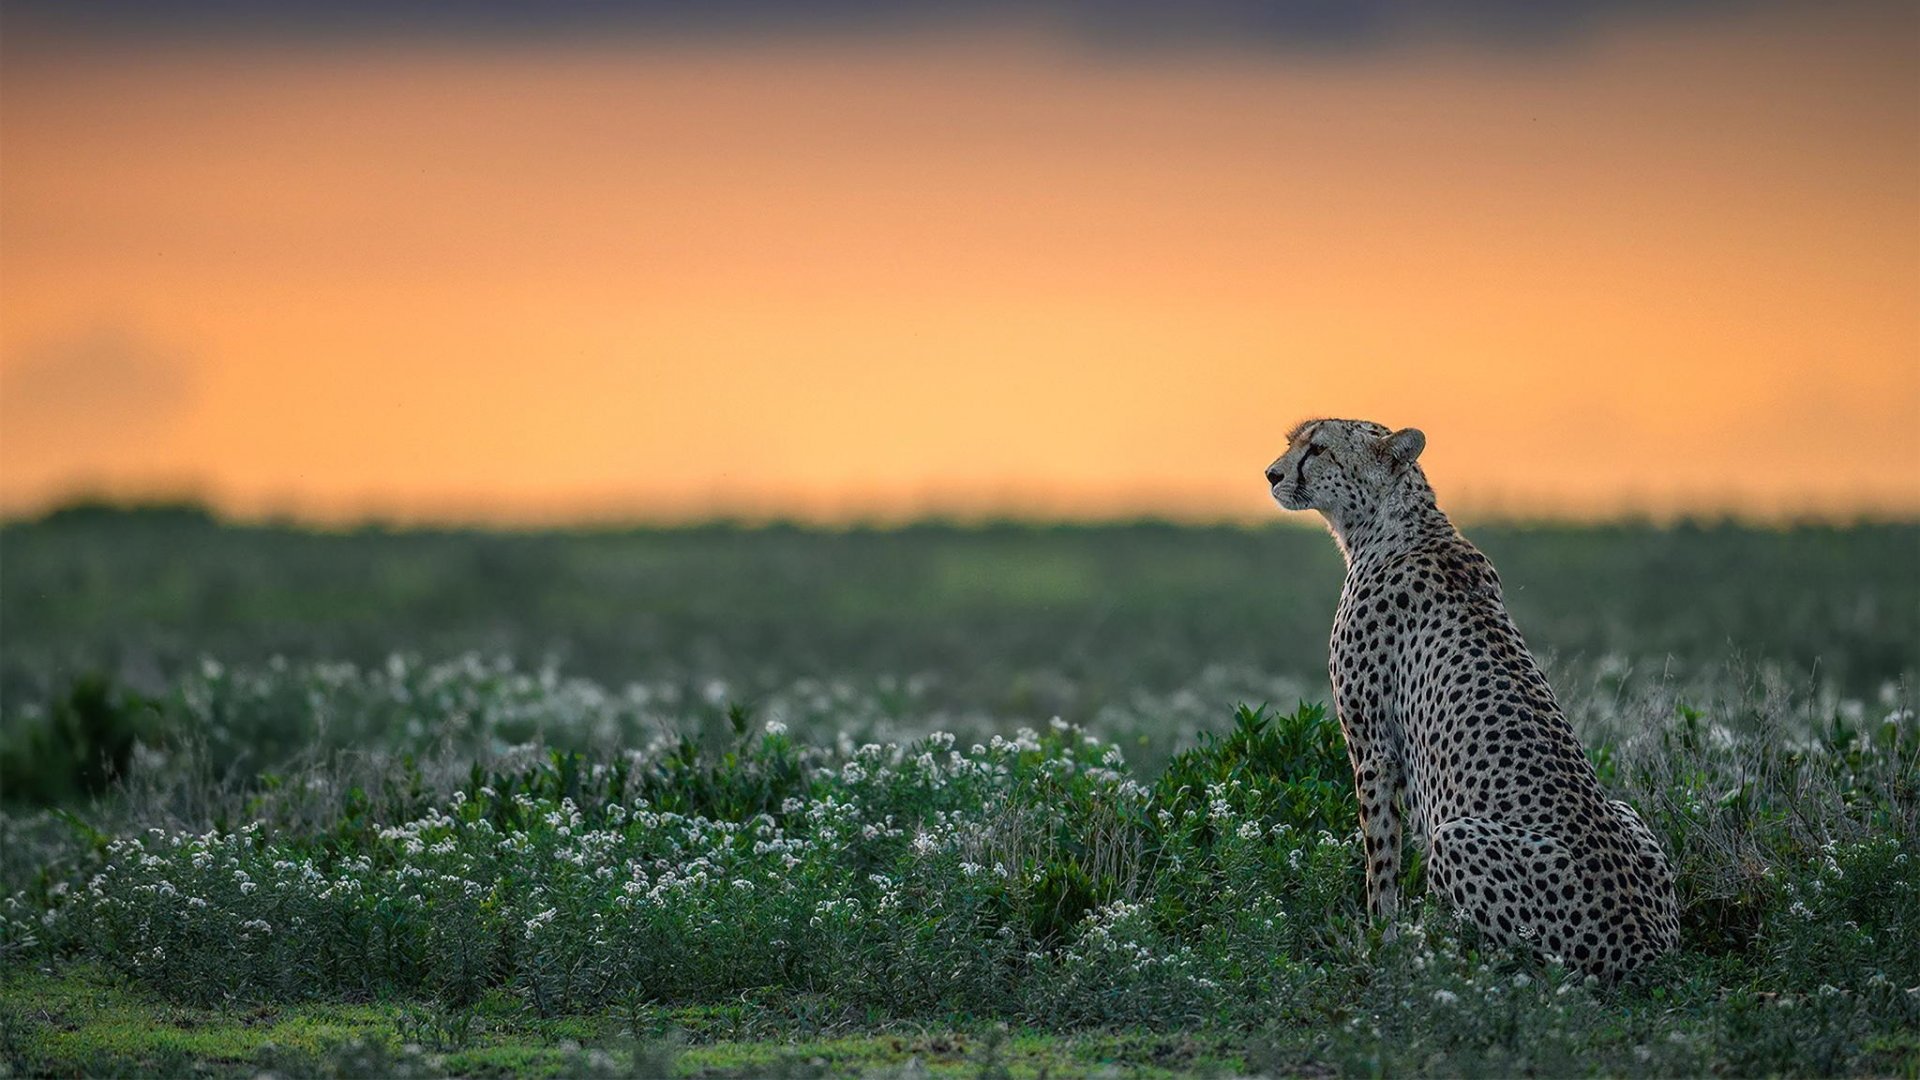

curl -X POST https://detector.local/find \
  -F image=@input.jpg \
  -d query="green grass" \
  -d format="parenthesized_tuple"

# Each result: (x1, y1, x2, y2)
(4, 511, 1914, 713)
(1, 509, 1916, 1077)
(3, 697, 1915, 1076)
(3, 966, 1247, 1078)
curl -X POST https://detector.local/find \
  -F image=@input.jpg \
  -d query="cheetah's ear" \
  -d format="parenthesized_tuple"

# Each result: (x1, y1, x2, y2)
(1383, 427, 1426, 465)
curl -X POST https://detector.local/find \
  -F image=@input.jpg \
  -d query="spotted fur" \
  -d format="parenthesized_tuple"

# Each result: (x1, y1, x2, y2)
(1266, 418, 1679, 977)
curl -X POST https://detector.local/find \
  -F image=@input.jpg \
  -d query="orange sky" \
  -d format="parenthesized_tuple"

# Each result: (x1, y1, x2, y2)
(2, 4, 1916, 522)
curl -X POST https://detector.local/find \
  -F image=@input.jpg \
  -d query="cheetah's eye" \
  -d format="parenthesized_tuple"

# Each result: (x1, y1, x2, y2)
(1301, 444, 1323, 461)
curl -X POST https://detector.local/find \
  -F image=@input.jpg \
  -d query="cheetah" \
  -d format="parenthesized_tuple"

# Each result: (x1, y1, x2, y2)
(1266, 418, 1679, 977)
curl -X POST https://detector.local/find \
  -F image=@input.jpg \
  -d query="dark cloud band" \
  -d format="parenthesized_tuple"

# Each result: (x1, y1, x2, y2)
(5, 0, 1790, 54)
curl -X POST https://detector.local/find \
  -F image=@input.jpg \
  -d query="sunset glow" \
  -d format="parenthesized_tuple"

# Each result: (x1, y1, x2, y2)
(2, 4, 1915, 522)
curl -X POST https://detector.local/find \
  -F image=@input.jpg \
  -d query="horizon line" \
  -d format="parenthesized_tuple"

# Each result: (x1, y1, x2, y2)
(6, 493, 1917, 533)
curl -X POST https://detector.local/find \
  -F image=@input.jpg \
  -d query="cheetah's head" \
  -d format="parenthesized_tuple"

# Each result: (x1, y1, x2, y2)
(1265, 418, 1426, 518)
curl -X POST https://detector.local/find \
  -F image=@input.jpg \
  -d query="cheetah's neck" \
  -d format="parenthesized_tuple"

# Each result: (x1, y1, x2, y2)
(1326, 469, 1456, 571)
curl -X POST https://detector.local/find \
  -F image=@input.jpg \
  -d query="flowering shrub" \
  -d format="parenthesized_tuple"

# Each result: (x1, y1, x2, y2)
(4, 708, 1375, 1023)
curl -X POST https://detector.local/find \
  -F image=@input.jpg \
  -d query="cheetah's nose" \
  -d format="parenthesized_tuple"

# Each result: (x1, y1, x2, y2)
(1265, 465, 1286, 486)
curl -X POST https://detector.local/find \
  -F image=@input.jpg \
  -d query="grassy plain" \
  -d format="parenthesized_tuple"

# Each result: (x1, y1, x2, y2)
(1, 508, 1916, 1077)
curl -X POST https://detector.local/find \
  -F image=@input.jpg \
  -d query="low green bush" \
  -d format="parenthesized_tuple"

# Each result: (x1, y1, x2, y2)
(0, 675, 163, 807)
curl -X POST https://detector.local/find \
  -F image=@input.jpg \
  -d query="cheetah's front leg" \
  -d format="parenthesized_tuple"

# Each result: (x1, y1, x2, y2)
(1350, 747, 1405, 930)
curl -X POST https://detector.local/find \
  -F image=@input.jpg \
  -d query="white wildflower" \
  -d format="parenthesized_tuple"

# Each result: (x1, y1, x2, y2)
(523, 907, 559, 939)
